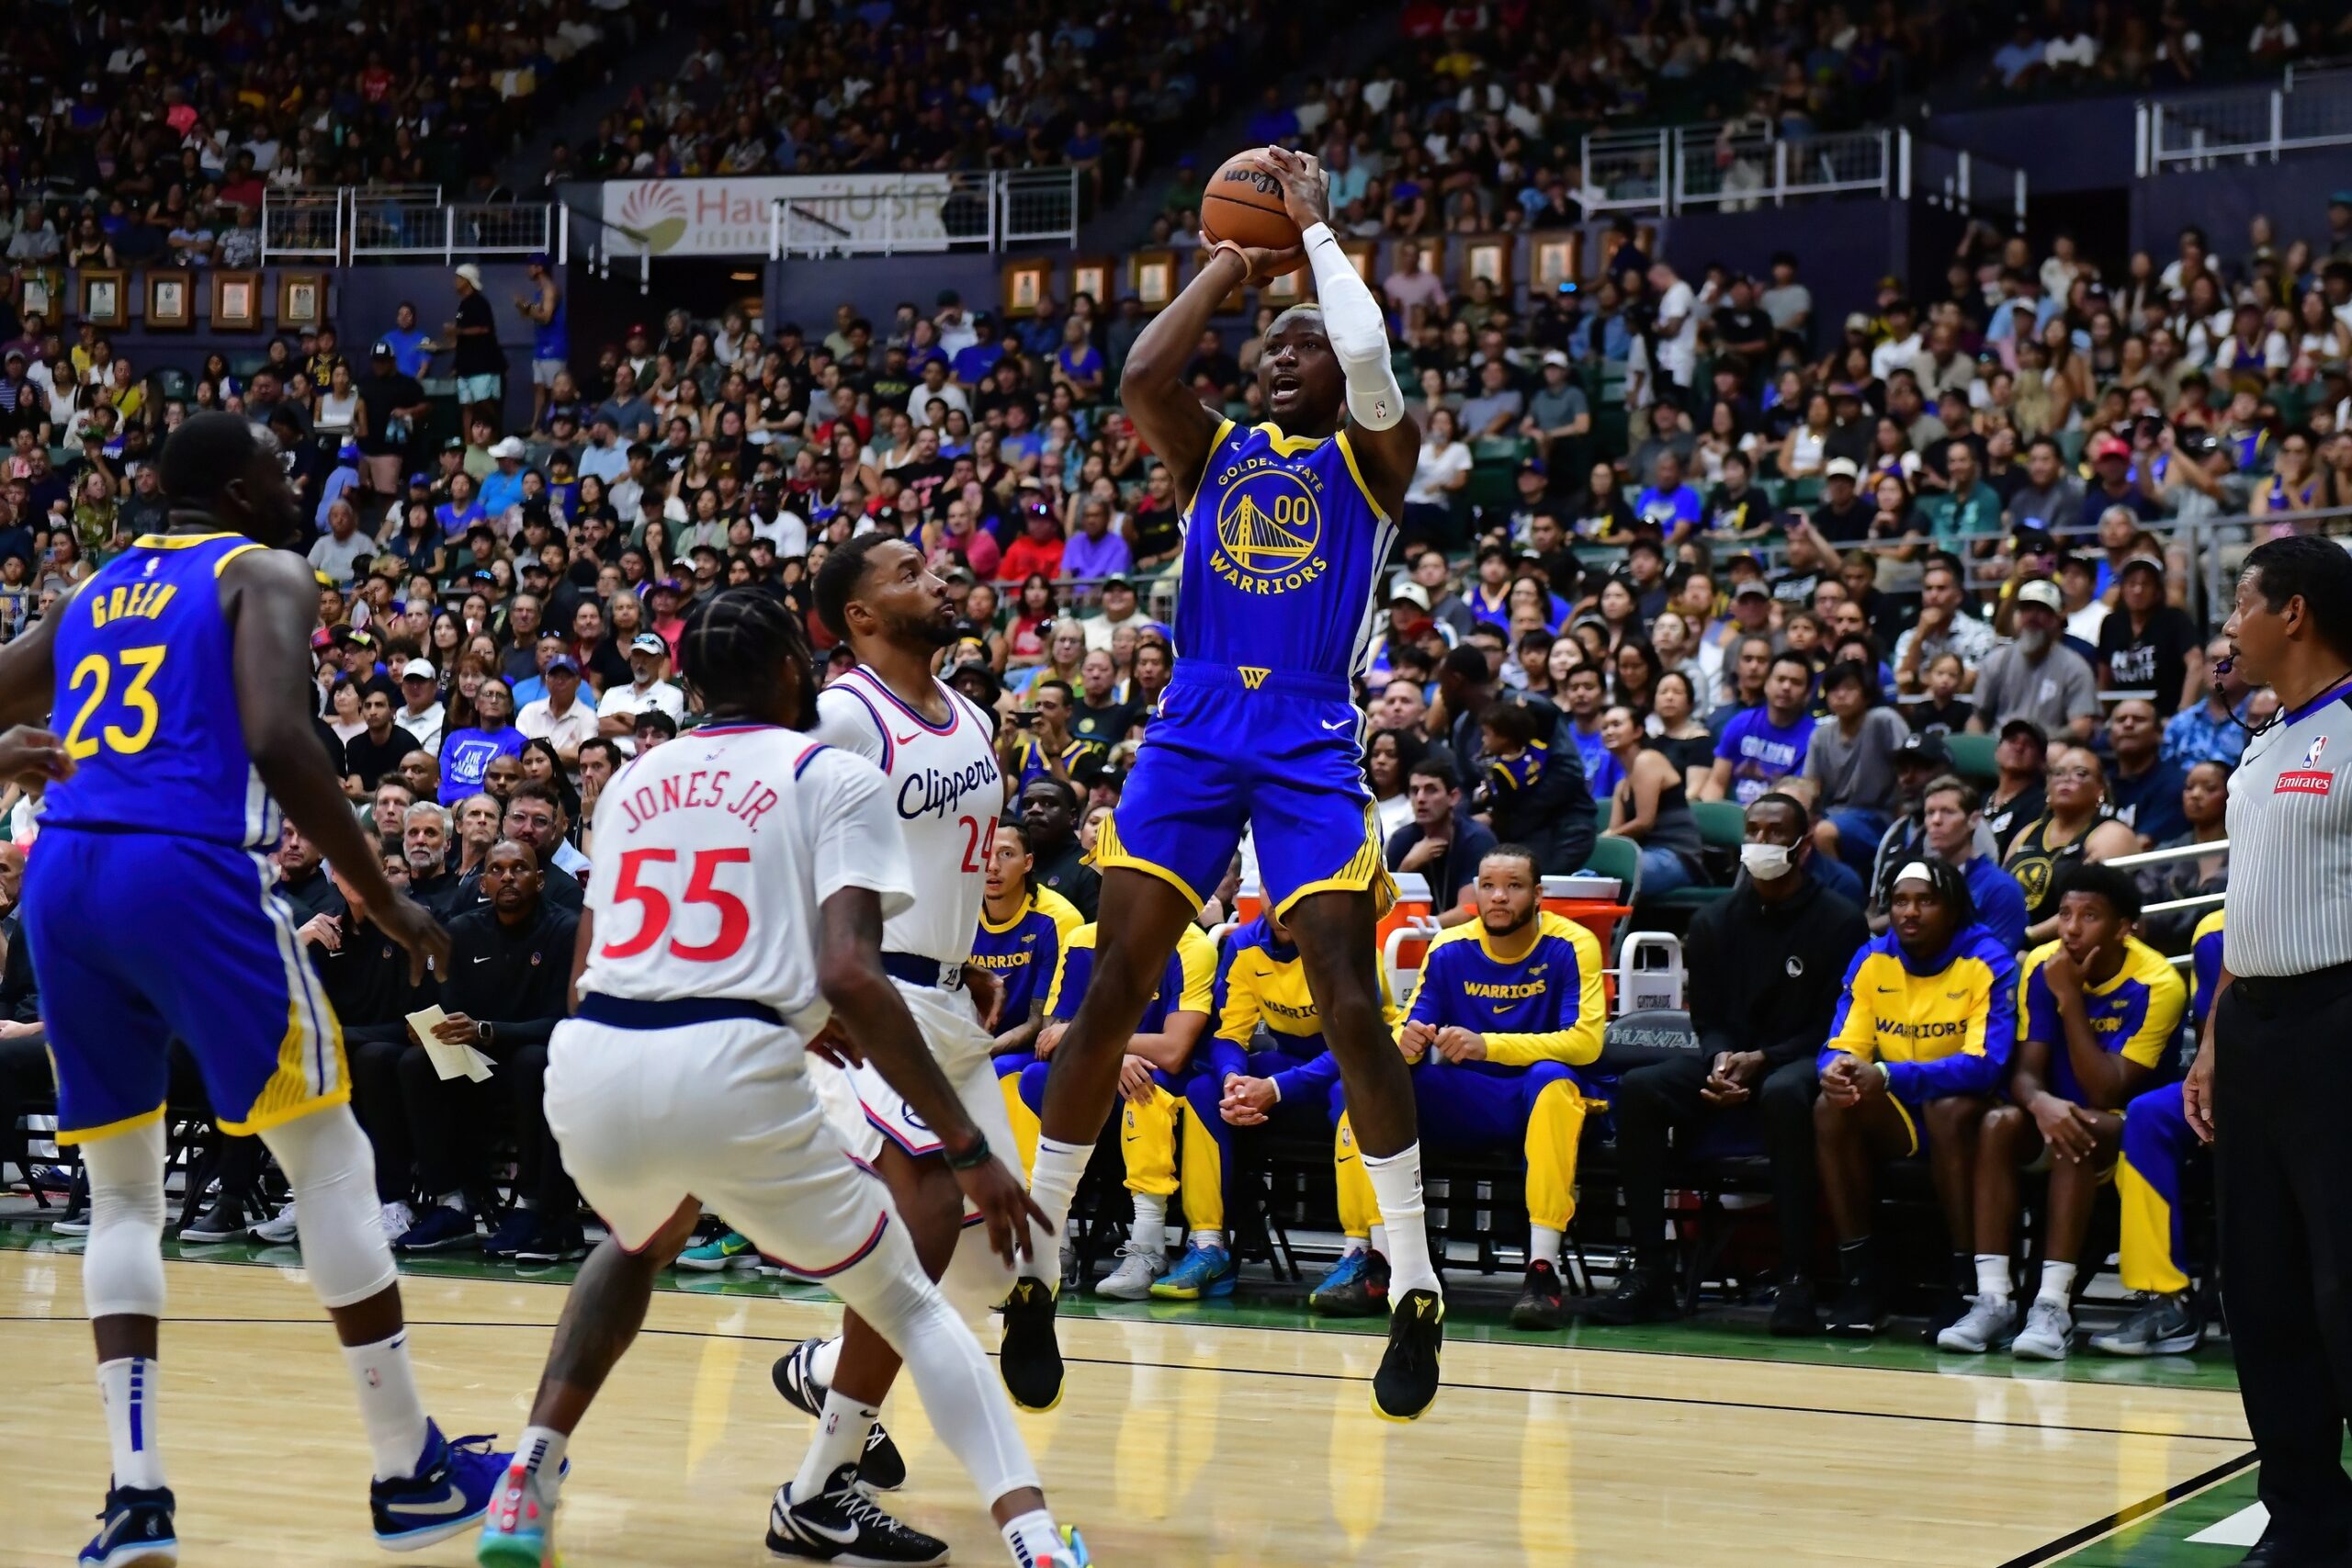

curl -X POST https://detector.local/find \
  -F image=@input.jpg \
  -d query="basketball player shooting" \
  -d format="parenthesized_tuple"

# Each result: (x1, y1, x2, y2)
(1000, 145, 1445, 1421)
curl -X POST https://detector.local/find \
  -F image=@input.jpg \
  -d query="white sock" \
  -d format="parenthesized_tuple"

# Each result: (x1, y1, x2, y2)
(1001, 1507, 1064, 1567)
(1189, 1228, 1224, 1251)
(436, 1191, 466, 1213)
(1027, 1136, 1090, 1291)
(341, 1331, 433, 1481)
(96, 1358, 165, 1490)
(808, 1336, 842, 1393)
(1974, 1254, 2012, 1302)
(1340, 1235, 1368, 1258)
(1127, 1192, 1165, 1255)
(1362, 1145, 1441, 1299)
(2037, 1260, 2077, 1306)
(516, 1424, 568, 1500)
(792, 1389, 878, 1499)
(1368, 1224, 1388, 1259)
(1529, 1224, 1564, 1270)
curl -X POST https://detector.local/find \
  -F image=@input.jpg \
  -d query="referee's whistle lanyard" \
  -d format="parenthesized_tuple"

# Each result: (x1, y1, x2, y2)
(2215, 663, 2352, 740)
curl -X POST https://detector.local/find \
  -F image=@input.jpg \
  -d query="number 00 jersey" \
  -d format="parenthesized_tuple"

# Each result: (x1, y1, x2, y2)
(43, 530, 275, 848)
(811, 664, 1001, 965)
(577, 724, 915, 1030)
(1177, 419, 1396, 683)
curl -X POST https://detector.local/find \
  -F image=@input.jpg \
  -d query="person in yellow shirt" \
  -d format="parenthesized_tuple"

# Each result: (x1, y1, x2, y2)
(1323, 846, 1604, 1332)
(1941, 864, 2184, 1360)
(1815, 858, 2018, 1337)
(1009, 918, 1216, 1300)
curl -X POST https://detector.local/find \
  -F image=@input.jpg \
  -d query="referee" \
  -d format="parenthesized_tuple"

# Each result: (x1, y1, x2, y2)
(2187, 535, 2352, 1567)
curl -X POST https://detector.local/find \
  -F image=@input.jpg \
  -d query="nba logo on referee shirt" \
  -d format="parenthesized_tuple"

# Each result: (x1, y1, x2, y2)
(2279, 734, 2335, 795)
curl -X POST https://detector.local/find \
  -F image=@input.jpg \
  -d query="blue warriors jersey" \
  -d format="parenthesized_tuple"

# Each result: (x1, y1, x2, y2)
(1046, 921, 1216, 1033)
(44, 531, 277, 849)
(1404, 914, 1606, 1070)
(971, 886, 1084, 1027)
(1212, 916, 1402, 1099)
(2018, 936, 2185, 1106)
(2191, 908, 2225, 1032)
(1179, 420, 1396, 683)
(1823, 924, 2018, 1103)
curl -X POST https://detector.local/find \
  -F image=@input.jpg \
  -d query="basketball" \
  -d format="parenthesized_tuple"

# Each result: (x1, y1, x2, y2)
(1202, 151, 1303, 255)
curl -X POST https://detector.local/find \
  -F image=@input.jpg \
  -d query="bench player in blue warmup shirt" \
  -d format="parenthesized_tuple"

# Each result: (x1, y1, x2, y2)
(974, 823, 1084, 1167)
(0, 412, 510, 1566)
(1004, 145, 1448, 1422)
(2089, 904, 2223, 1358)
(1940, 864, 2184, 1360)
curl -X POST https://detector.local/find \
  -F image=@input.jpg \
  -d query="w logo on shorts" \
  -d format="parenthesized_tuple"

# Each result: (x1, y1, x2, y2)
(1238, 667, 1270, 691)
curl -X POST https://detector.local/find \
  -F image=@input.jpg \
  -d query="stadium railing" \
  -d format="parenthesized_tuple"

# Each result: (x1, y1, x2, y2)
(1579, 121, 2018, 220)
(767, 169, 1080, 259)
(2137, 69, 2352, 173)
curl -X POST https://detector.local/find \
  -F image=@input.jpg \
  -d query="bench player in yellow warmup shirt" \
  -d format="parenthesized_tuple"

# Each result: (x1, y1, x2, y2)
(1329, 846, 1604, 1336)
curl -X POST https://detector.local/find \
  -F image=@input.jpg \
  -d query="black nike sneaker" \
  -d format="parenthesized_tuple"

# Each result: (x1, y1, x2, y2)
(1371, 1287, 1445, 1421)
(1510, 1258, 1567, 1330)
(765, 1465, 948, 1565)
(769, 1337, 906, 1492)
(78, 1482, 175, 1568)
(998, 1276, 1065, 1413)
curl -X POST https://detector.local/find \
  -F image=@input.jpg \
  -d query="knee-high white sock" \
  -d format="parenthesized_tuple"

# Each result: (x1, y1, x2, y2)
(96, 1358, 165, 1490)
(792, 1389, 879, 1498)
(1027, 1136, 1089, 1291)
(342, 1331, 433, 1481)
(1127, 1192, 1166, 1255)
(1363, 1145, 1441, 1299)
(809, 1336, 842, 1392)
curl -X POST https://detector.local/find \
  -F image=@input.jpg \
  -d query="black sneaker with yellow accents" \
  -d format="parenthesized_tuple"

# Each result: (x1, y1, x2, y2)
(998, 1276, 1065, 1413)
(1371, 1287, 1444, 1421)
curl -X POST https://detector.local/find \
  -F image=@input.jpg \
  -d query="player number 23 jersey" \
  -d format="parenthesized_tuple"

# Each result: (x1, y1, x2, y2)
(1177, 420, 1395, 683)
(576, 724, 916, 1031)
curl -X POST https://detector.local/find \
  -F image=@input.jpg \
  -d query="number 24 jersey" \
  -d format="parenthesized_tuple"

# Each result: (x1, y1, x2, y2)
(577, 722, 915, 1031)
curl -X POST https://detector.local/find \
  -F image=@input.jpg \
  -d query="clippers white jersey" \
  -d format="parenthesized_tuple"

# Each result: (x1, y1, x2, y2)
(575, 721, 914, 1031)
(812, 664, 1003, 964)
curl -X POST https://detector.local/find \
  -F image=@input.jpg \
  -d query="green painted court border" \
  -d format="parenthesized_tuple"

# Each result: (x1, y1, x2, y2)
(0, 1219, 2244, 1393)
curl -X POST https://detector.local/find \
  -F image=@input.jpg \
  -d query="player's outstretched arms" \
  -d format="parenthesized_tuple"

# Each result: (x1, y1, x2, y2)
(1119, 238, 1288, 507)
(818, 884, 1047, 1267)
(225, 547, 449, 982)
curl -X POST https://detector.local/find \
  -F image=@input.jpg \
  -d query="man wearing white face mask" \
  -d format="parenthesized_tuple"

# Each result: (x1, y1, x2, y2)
(1583, 794, 1870, 1333)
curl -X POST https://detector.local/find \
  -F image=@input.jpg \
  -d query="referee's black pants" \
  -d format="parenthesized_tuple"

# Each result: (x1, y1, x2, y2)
(2219, 964, 2352, 1560)
(1611, 1054, 1820, 1276)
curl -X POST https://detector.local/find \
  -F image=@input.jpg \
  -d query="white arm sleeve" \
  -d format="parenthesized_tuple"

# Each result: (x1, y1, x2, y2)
(1303, 222, 1404, 431)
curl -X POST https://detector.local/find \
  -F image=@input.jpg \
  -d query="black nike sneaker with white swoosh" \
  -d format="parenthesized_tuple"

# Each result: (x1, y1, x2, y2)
(771, 1337, 906, 1491)
(765, 1465, 948, 1564)
(79, 1483, 175, 1568)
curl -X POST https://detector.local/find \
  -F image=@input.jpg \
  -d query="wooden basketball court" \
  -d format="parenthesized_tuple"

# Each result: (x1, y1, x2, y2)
(0, 1235, 2256, 1566)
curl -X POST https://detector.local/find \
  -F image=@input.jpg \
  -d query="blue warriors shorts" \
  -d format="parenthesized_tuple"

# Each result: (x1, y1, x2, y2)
(26, 829, 347, 1144)
(1097, 663, 1394, 919)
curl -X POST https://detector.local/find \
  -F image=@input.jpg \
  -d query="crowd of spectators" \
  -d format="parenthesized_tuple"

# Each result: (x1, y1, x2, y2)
(9, 175, 2352, 1345)
(571, 0, 1333, 206)
(0, 0, 650, 254)
(1978, 0, 2352, 96)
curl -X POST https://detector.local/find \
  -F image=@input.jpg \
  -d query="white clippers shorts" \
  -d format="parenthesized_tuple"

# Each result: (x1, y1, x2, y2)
(812, 978, 1012, 1168)
(547, 1000, 898, 1278)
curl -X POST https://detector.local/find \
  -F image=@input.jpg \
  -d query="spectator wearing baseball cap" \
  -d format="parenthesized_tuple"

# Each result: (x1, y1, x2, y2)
(1971, 580, 2099, 743)
(450, 263, 506, 432)
(395, 659, 447, 756)
(2077, 431, 2159, 535)
(515, 652, 596, 776)
(595, 633, 687, 755)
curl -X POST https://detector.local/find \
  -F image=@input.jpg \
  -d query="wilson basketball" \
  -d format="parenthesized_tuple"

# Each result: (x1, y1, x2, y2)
(1202, 152, 1303, 254)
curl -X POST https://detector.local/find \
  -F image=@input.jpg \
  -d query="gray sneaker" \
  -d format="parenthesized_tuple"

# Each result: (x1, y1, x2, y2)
(2089, 1292, 2202, 1357)
(2012, 1296, 2074, 1360)
(250, 1200, 300, 1245)
(1093, 1242, 1166, 1300)
(1935, 1292, 2018, 1353)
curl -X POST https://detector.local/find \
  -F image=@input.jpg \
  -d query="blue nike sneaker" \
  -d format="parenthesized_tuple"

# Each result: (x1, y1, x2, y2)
(371, 1420, 510, 1551)
(79, 1483, 175, 1568)
(391, 1205, 479, 1254)
(481, 1206, 538, 1260)
(1307, 1248, 1389, 1316)
(1148, 1241, 1236, 1300)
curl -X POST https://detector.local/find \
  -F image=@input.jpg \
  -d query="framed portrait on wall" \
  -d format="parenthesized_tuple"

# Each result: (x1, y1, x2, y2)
(1339, 240, 1378, 287)
(147, 273, 193, 329)
(19, 269, 61, 323)
(1463, 236, 1511, 296)
(1001, 257, 1050, 319)
(277, 272, 325, 329)
(79, 269, 129, 329)
(1069, 255, 1112, 310)
(1264, 265, 1306, 304)
(1131, 249, 1177, 310)
(1532, 234, 1580, 294)
(211, 270, 262, 331)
